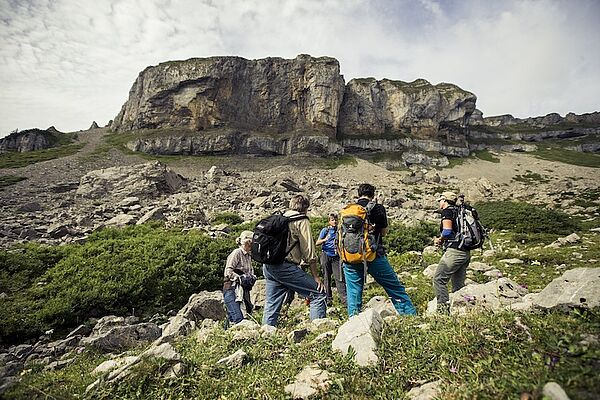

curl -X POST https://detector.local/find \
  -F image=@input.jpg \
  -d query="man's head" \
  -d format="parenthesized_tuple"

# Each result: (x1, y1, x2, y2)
(289, 195, 310, 214)
(358, 183, 376, 199)
(437, 191, 458, 208)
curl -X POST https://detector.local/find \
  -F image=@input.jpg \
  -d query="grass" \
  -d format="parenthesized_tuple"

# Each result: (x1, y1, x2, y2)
(512, 172, 551, 184)
(0, 143, 85, 169)
(0, 175, 27, 188)
(533, 147, 600, 168)
(473, 150, 500, 163)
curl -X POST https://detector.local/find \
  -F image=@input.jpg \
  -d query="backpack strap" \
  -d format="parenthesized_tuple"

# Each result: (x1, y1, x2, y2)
(284, 214, 310, 259)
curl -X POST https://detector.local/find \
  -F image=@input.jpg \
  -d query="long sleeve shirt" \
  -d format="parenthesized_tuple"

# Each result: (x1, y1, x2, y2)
(283, 210, 317, 266)
(224, 247, 253, 282)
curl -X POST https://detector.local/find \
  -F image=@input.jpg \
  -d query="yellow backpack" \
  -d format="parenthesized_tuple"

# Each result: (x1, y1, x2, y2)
(337, 202, 377, 265)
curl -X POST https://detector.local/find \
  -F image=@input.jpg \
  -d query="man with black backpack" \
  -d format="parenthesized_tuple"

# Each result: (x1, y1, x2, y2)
(255, 195, 327, 326)
(339, 183, 416, 317)
(433, 191, 472, 314)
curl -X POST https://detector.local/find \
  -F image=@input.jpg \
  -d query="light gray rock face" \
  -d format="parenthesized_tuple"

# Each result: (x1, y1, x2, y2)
(112, 55, 344, 136)
(0, 128, 54, 153)
(178, 291, 226, 322)
(332, 308, 382, 366)
(533, 268, 600, 311)
(365, 296, 398, 318)
(284, 365, 332, 400)
(126, 131, 344, 156)
(216, 349, 248, 368)
(406, 380, 442, 400)
(542, 382, 571, 400)
(339, 78, 476, 138)
(76, 161, 185, 200)
(81, 322, 162, 352)
(341, 137, 470, 157)
(426, 277, 529, 315)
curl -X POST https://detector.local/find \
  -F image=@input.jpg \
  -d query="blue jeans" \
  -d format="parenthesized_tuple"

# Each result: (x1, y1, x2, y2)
(223, 287, 244, 324)
(343, 255, 417, 317)
(262, 262, 327, 326)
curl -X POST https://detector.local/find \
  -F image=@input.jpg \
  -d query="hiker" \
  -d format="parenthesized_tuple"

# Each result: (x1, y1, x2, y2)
(223, 230, 257, 325)
(433, 191, 471, 314)
(315, 213, 346, 306)
(261, 195, 327, 326)
(340, 183, 417, 317)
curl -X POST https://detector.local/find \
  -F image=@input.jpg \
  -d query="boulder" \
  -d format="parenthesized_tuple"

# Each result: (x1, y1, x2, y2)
(365, 296, 397, 318)
(106, 214, 136, 226)
(76, 161, 185, 200)
(406, 380, 442, 400)
(216, 349, 248, 368)
(136, 207, 165, 225)
(533, 268, 600, 311)
(81, 322, 161, 352)
(92, 356, 140, 375)
(332, 308, 382, 366)
(426, 278, 528, 315)
(178, 291, 226, 322)
(284, 365, 332, 400)
(542, 382, 571, 400)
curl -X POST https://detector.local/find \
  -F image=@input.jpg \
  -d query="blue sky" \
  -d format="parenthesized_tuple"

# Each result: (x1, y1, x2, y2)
(1, 0, 599, 136)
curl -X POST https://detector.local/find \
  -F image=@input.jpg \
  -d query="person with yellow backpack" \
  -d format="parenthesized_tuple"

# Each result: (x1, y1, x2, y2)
(338, 183, 416, 316)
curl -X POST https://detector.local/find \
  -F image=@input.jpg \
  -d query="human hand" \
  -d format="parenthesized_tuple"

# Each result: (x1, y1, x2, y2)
(314, 277, 325, 292)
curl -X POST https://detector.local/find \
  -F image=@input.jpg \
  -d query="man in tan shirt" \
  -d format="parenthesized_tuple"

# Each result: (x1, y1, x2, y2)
(262, 195, 326, 326)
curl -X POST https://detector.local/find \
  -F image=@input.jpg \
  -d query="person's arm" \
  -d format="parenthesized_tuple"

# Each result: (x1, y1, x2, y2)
(315, 228, 329, 246)
(434, 218, 453, 247)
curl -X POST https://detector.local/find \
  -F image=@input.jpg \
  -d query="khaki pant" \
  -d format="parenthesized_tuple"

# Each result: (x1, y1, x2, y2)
(434, 247, 470, 305)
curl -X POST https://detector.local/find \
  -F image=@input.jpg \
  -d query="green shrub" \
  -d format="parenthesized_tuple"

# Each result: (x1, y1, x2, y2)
(0, 225, 239, 343)
(211, 211, 244, 225)
(475, 201, 581, 234)
(0, 175, 27, 188)
(385, 222, 438, 253)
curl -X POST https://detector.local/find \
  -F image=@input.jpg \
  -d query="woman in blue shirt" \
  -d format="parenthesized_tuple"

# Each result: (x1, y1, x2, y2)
(316, 213, 346, 306)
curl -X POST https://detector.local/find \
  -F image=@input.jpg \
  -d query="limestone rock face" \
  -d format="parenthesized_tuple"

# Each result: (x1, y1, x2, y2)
(338, 78, 476, 138)
(533, 268, 600, 311)
(332, 308, 382, 366)
(0, 128, 54, 153)
(112, 55, 345, 136)
(76, 161, 185, 200)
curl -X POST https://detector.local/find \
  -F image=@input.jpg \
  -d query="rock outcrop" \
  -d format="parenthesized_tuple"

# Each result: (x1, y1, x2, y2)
(532, 268, 600, 311)
(338, 78, 476, 138)
(112, 55, 345, 136)
(0, 128, 57, 153)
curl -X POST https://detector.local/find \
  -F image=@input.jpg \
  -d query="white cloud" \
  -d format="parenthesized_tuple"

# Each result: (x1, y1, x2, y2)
(0, 0, 599, 136)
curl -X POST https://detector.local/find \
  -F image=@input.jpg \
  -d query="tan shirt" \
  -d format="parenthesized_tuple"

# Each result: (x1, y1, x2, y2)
(224, 247, 253, 282)
(284, 210, 317, 266)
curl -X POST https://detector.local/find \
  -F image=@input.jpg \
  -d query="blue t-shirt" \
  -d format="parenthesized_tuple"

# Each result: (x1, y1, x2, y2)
(319, 226, 338, 257)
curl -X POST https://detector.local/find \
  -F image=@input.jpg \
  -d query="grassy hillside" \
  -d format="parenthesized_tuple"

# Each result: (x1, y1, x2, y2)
(2, 202, 599, 399)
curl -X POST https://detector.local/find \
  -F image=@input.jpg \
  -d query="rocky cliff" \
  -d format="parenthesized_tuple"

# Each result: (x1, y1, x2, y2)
(338, 78, 476, 138)
(112, 55, 345, 136)
(0, 128, 56, 153)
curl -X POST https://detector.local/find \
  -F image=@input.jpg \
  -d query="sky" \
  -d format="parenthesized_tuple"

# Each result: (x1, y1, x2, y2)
(1, 0, 599, 137)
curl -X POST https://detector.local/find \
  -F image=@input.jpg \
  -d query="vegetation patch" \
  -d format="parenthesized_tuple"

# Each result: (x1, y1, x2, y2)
(533, 147, 600, 168)
(0, 175, 27, 188)
(512, 171, 551, 184)
(210, 211, 244, 225)
(475, 201, 581, 234)
(0, 143, 85, 169)
(473, 149, 501, 163)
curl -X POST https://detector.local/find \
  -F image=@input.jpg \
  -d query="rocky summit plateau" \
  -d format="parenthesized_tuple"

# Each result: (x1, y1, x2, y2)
(0, 54, 599, 399)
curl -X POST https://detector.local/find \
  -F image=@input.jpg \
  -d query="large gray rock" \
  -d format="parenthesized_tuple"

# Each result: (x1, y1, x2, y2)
(339, 78, 476, 138)
(81, 322, 161, 352)
(216, 349, 248, 368)
(0, 128, 54, 153)
(426, 277, 528, 315)
(542, 382, 571, 400)
(178, 291, 226, 322)
(533, 268, 600, 311)
(406, 380, 442, 400)
(284, 365, 332, 399)
(112, 55, 344, 136)
(365, 296, 397, 318)
(332, 308, 382, 366)
(76, 161, 185, 200)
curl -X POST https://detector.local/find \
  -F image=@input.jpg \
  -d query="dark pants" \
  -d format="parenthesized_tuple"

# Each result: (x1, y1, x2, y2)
(320, 252, 347, 305)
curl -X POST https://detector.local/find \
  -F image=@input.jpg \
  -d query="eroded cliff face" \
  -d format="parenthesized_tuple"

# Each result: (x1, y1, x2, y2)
(338, 78, 477, 138)
(0, 128, 54, 153)
(112, 55, 345, 136)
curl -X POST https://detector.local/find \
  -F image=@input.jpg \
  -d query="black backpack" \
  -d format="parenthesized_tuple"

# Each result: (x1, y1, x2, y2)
(251, 212, 308, 264)
(453, 203, 486, 251)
